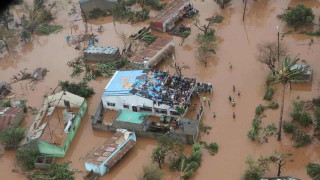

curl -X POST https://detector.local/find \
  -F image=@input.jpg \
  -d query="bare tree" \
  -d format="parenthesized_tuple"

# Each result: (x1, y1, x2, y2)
(195, 45, 215, 67)
(194, 15, 223, 35)
(257, 42, 287, 75)
(214, 0, 232, 9)
(170, 63, 190, 77)
(0, 29, 16, 54)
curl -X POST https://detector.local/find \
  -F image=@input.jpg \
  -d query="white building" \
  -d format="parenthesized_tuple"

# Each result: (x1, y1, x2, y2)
(102, 70, 196, 117)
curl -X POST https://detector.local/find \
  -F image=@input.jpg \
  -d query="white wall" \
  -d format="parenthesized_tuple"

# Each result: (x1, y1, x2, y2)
(102, 94, 177, 116)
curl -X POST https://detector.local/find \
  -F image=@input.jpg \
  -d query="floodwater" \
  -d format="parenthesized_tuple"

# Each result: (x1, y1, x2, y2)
(1, 0, 320, 179)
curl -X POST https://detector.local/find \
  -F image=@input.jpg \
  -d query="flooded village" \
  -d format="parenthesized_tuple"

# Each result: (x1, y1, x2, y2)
(1, 0, 320, 179)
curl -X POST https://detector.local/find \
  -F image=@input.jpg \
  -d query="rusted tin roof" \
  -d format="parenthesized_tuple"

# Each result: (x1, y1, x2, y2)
(151, 0, 190, 23)
(86, 131, 129, 165)
(0, 107, 22, 130)
(105, 139, 136, 169)
(130, 37, 174, 65)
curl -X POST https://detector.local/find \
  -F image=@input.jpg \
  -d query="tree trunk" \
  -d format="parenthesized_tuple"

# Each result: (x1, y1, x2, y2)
(79, 3, 88, 34)
(277, 162, 282, 176)
(277, 83, 286, 141)
(158, 160, 162, 169)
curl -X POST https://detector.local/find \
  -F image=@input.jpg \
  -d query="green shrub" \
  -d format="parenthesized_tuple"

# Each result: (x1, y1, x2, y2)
(35, 24, 63, 35)
(263, 87, 275, 101)
(313, 98, 320, 107)
(293, 130, 312, 148)
(89, 8, 111, 19)
(243, 156, 264, 180)
(291, 101, 304, 121)
(307, 163, 320, 179)
(139, 164, 164, 180)
(27, 161, 75, 180)
(16, 141, 40, 170)
(0, 128, 25, 150)
(315, 107, 320, 127)
(283, 122, 297, 134)
(252, 118, 261, 130)
(278, 4, 315, 30)
(145, 0, 164, 10)
(299, 111, 313, 127)
(201, 142, 218, 155)
(268, 102, 279, 109)
(247, 128, 259, 141)
(0, 99, 11, 107)
(263, 123, 277, 136)
(266, 73, 276, 86)
(255, 105, 264, 116)
(59, 81, 95, 98)
(141, 32, 157, 45)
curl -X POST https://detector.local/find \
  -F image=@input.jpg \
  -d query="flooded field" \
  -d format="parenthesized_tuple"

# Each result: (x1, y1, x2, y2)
(1, 0, 320, 179)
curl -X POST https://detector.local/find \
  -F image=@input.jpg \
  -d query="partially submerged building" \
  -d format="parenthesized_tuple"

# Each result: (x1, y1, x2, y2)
(150, 0, 192, 32)
(85, 129, 136, 176)
(0, 107, 24, 131)
(84, 46, 120, 62)
(130, 37, 174, 68)
(80, 0, 118, 17)
(0, 81, 12, 99)
(289, 64, 312, 83)
(102, 69, 200, 117)
(20, 91, 87, 157)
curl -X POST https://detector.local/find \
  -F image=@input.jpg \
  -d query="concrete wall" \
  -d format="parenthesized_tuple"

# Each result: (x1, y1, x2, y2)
(102, 94, 179, 117)
(84, 49, 120, 62)
(80, 0, 118, 16)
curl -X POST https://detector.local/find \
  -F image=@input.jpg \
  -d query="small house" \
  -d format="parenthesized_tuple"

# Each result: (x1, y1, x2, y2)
(20, 91, 87, 157)
(289, 64, 312, 83)
(0, 107, 24, 131)
(80, 0, 118, 17)
(130, 37, 174, 68)
(150, 0, 192, 32)
(102, 69, 197, 117)
(84, 46, 120, 62)
(85, 129, 136, 176)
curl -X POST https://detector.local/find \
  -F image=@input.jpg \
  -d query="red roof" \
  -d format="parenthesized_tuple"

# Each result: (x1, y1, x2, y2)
(151, 0, 190, 23)
(0, 107, 23, 130)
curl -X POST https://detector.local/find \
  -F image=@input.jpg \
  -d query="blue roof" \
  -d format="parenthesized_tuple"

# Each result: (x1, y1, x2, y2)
(103, 70, 168, 99)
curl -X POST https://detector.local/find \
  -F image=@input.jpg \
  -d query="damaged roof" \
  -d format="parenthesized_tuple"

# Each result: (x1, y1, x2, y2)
(151, 0, 190, 23)
(0, 107, 23, 131)
(130, 36, 174, 65)
(84, 46, 119, 55)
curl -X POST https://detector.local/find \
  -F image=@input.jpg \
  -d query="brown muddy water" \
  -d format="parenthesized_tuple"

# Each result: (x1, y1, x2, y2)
(1, 0, 320, 179)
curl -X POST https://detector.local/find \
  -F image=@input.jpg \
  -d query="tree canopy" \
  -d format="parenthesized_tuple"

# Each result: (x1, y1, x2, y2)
(279, 4, 315, 30)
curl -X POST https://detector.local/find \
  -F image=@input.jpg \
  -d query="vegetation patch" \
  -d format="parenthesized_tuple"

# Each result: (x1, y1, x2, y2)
(200, 141, 218, 155)
(89, 8, 111, 19)
(0, 127, 25, 150)
(263, 87, 275, 101)
(26, 161, 75, 180)
(307, 163, 320, 179)
(59, 81, 95, 99)
(35, 24, 63, 35)
(141, 32, 157, 45)
(138, 164, 163, 180)
(16, 141, 40, 170)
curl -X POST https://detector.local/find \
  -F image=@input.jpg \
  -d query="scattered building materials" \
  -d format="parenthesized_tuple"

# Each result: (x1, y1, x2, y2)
(20, 91, 88, 157)
(129, 37, 174, 68)
(150, 0, 193, 32)
(290, 64, 312, 83)
(85, 129, 136, 176)
(12, 68, 48, 83)
(34, 156, 55, 169)
(80, 0, 118, 17)
(84, 46, 120, 62)
(0, 81, 12, 99)
(102, 69, 212, 117)
(0, 107, 24, 131)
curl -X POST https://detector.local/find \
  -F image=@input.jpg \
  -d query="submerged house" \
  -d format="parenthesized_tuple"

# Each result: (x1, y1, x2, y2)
(20, 91, 87, 157)
(150, 0, 192, 32)
(84, 46, 120, 62)
(130, 37, 174, 68)
(85, 129, 136, 176)
(80, 0, 118, 16)
(289, 64, 312, 83)
(0, 107, 24, 131)
(102, 69, 198, 117)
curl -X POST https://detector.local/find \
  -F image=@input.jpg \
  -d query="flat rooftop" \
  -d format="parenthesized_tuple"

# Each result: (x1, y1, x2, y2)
(116, 110, 148, 124)
(84, 46, 119, 55)
(151, 0, 190, 23)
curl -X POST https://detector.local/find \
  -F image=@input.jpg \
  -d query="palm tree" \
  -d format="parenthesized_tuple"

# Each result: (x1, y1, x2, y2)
(272, 57, 305, 141)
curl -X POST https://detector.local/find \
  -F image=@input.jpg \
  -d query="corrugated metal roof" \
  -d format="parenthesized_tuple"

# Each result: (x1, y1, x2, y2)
(84, 46, 119, 55)
(130, 37, 174, 63)
(151, 0, 190, 23)
(105, 139, 136, 169)
(0, 107, 22, 130)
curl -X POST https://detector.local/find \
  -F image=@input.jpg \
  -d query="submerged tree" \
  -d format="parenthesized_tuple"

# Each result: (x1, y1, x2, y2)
(194, 15, 223, 35)
(0, 9, 14, 30)
(278, 4, 315, 30)
(272, 57, 305, 141)
(138, 164, 164, 180)
(170, 63, 190, 77)
(195, 44, 215, 67)
(214, 0, 232, 9)
(257, 42, 287, 75)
